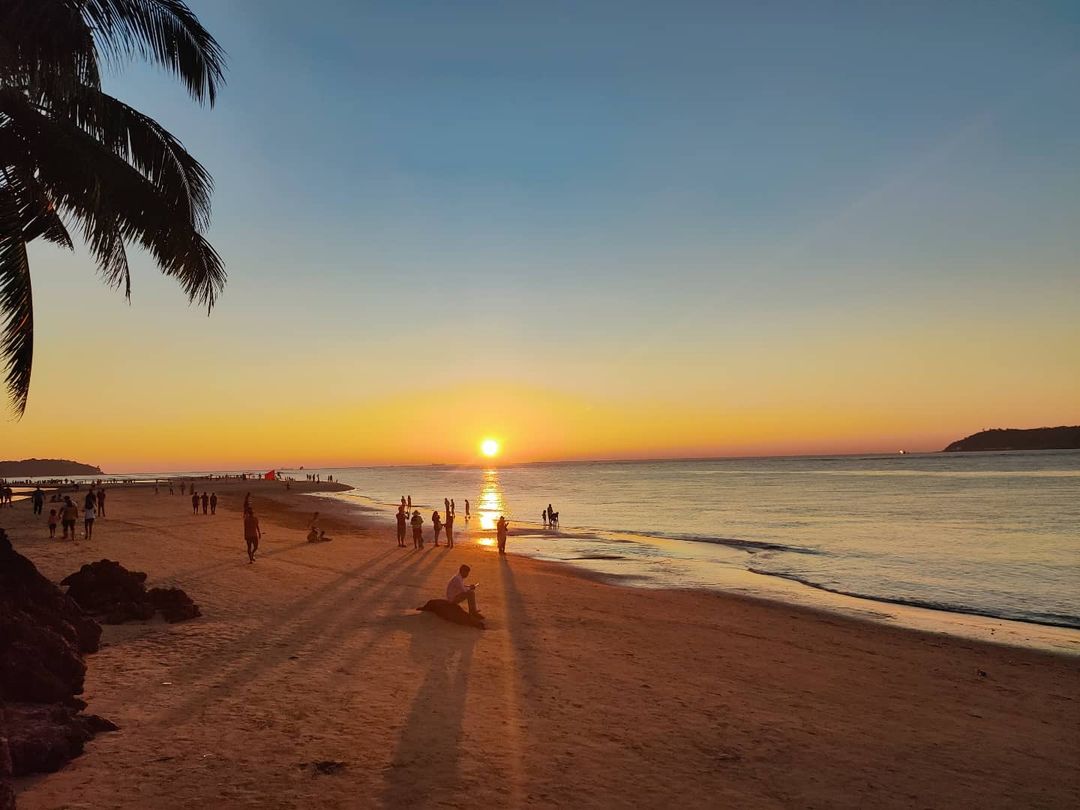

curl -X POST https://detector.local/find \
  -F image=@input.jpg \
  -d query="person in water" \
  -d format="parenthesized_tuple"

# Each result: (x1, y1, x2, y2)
(497, 515, 509, 554)
(446, 564, 483, 619)
(432, 510, 443, 546)
(464, 499, 470, 520)
(410, 510, 424, 549)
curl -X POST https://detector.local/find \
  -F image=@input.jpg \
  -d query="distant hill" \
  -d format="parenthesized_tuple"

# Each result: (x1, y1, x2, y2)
(943, 427, 1080, 453)
(0, 458, 104, 477)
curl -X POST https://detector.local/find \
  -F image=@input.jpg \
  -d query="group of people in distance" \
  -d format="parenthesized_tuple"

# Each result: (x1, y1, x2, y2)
(397, 495, 470, 549)
(190, 491, 218, 515)
(34, 484, 105, 541)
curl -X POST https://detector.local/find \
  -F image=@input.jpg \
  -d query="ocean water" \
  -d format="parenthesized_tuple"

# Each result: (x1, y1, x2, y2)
(312, 451, 1080, 634)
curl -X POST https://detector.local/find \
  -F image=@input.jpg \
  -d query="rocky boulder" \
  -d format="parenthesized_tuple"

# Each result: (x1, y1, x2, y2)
(61, 560, 200, 625)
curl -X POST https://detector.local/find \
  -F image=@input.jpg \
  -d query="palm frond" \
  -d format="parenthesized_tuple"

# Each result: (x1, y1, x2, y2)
(0, 0, 103, 99)
(0, 184, 34, 415)
(64, 89, 214, 232)
(0, 90, 225, 310)
(82, 0, 226, 105)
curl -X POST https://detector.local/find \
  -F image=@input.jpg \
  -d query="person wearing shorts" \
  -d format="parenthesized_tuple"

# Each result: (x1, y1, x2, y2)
(84, 503, 97, 540)
(61, 498, 78, 540)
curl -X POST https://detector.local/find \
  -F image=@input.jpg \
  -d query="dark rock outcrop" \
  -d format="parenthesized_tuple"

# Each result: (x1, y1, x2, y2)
(944, 426, 1080, 452)
(61, 560, 200, 625)
(0, 458, 103, 477)
(0, 530, 116, 804)
(147, 587, 201, 623)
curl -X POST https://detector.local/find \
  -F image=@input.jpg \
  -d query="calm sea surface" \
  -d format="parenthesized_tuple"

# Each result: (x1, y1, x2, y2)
(311, 451, 1080, 634)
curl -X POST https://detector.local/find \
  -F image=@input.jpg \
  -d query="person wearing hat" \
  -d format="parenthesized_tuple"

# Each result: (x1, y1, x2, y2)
(410, 510, 424, 549)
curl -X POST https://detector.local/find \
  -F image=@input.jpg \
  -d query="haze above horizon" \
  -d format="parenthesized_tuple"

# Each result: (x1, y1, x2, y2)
(3, 0, 1077, 471)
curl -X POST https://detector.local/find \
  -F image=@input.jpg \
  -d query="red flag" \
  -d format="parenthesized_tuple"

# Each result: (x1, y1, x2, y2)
(264, 470, 276, 480)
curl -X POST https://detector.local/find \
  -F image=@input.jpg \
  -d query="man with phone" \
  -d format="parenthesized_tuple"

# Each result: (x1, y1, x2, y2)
(446, 564, 483, 619)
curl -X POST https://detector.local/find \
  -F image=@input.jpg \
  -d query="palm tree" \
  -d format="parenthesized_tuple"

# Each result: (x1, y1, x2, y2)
(0, 0, 227, 414)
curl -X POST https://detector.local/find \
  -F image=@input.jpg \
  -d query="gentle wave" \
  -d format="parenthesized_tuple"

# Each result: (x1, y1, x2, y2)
(747, 568, 1080, 630)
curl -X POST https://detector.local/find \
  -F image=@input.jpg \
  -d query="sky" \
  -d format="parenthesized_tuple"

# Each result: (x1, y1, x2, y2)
(3, 0, 1078, 472)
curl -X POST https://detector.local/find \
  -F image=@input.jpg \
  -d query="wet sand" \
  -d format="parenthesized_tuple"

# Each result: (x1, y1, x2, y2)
(6, 480, 1079, 808)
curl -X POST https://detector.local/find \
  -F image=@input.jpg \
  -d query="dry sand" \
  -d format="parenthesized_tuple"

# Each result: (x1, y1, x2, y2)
(5, 480, 1079, 808)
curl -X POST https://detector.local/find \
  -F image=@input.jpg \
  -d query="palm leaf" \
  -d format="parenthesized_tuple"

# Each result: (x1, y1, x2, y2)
(82, 0, 226, 105)
(0, 184, 34, 415)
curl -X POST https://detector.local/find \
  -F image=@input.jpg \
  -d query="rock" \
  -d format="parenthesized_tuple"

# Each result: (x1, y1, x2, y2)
(0, 529, 116, 788)
(147, 588, 201, 623)
(61, 559, 150, 618)
(3, 704, 117, 777)
(62, 560, 200, 625)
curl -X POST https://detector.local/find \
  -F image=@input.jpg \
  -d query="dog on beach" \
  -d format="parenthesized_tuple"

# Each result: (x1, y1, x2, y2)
(416, 599, 485, 629)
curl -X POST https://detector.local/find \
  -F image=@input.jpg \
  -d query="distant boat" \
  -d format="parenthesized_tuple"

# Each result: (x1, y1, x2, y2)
(898, 450, 908, 455)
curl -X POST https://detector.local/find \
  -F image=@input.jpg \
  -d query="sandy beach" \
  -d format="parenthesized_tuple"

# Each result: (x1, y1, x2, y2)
(5, 480, 1078, 809)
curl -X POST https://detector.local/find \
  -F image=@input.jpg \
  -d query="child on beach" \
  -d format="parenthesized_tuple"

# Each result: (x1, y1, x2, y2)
(48, 509, 58, 538)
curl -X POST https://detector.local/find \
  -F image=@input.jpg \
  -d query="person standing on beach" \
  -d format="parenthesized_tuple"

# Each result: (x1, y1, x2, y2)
(432, 510, 443, 546)
(400, 496, 407, 514)
(201, 492, 209, 515)
(210, 493, 218, 515)
(396, 506, 407, 547)
(497, 515, 509, 554)
(83, 500, 97, 540)
(444, 497, 450, 518)
(61, 497, 78, 540)
(180, 482, 185, 495)
(445, 509, 455, 548)
(450, 498, 455, 516)
(48, 508, 58, 538)
(244, 507, 261, 563)
(410, 510, 424, 549)
(96, 487, 106, 517)
(407, 495, 412, 511)
(191, 491, 199, 514)
(464, 499, 470, 521)
(31, 487, 44, 515)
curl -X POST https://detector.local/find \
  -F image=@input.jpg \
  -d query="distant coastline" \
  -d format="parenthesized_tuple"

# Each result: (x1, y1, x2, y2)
(0, 458, 104, 477)
(943, 426, 1080, 453)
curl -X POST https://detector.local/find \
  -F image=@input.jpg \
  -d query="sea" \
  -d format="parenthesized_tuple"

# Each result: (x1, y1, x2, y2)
(18, 450, 1078, 652)
(305, 450, 1080, 652)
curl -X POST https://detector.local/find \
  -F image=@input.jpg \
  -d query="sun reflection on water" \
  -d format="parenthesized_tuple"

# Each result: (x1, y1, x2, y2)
(478, 468, 505, 531)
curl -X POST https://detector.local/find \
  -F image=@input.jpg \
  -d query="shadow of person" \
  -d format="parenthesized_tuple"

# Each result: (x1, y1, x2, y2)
(380, 613, 480, 806)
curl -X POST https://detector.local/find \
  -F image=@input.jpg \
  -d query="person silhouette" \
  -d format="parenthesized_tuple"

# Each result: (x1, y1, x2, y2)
(432, 510, 443, 546)
(209, 493, 218, 514)
(191, 491, 199, 514)
(497, 515, 509, 554)
(464, 499, 470, 521)
(396, 506, 407, 547)
(410, 510, 423, 549)
(201, 492, 209, 514)
(445, 509, 455, 548)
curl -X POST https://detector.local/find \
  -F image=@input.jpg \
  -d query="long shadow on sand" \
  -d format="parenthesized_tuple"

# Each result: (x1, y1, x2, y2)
(379, 613, 479, 807)
(497, 555, 542, 687)
(156, 547, 415, 725)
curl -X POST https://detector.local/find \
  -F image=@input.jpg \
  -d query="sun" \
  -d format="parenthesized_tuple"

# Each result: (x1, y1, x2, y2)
(481, 438, 500, 458)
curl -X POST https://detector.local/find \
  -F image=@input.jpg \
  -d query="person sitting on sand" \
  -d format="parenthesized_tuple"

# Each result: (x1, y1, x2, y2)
(410, 510, 424, 549)
(432, 510, 443, 546)
(497, 515, 509, 554)
(446, 564, 483, 619)
(244, 507, 261, 563)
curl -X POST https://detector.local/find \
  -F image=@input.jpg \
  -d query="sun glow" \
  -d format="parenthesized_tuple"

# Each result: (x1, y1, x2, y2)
(481, 438, 500, 458)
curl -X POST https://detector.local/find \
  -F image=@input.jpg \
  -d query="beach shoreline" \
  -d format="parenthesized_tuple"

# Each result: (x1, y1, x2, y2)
(6, 479, 1079, 808)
